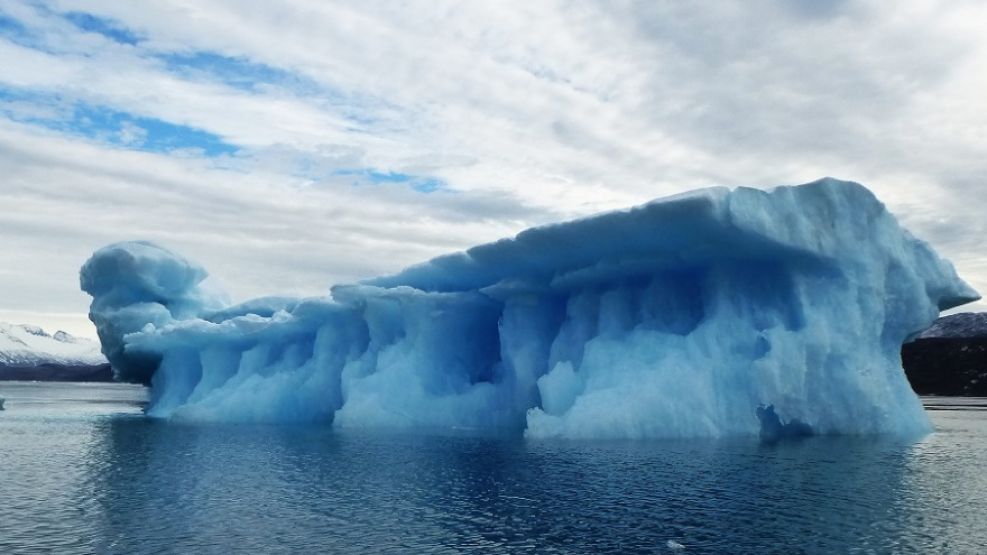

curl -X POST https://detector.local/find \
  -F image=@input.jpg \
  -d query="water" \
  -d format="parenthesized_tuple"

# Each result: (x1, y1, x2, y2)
(1, 382, 986, 554)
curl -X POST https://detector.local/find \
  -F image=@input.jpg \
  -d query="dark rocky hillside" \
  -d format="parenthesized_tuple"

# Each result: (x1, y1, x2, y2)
(0, 362, 113, 382)
(902, 313, 987, 396)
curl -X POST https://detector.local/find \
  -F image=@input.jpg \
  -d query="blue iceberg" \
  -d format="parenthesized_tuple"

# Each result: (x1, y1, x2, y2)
(81, 178, 979, 438)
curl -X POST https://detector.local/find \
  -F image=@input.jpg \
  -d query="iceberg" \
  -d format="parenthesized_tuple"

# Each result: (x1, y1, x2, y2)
(80, 178, 979, 438)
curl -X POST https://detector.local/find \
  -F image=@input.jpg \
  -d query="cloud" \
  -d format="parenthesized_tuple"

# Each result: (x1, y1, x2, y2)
(0, 0, 985, 336)
(0, 119, 543, 332)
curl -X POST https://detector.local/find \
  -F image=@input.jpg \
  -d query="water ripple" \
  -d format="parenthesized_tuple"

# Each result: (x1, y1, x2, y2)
(2, 384, 987, 554)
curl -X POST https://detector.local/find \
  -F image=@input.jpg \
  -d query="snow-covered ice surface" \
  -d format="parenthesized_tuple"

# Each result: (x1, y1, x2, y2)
(80, 178, 979, 438)
(0, 322, 106, 366)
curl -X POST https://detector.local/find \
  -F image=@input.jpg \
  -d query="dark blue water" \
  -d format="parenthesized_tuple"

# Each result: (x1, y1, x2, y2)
(2, 382, 986, 554)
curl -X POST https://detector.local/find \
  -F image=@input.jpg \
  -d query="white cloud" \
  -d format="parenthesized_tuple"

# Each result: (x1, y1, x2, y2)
(114, 120, 146, 146)
(0, 119, 540, 336)
(0, 0, 985, 337)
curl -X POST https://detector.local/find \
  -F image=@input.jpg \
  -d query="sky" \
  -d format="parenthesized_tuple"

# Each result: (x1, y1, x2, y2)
(0, 0, 984, 339)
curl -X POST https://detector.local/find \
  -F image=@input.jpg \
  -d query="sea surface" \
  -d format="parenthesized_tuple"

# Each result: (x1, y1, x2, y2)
(1, 382, 986, 554)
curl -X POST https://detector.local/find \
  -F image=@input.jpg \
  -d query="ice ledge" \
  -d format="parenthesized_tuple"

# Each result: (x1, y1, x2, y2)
(365, 178, 977, 304)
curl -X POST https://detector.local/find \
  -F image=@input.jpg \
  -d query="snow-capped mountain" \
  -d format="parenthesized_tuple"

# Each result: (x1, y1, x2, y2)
(0, 322, 106, 367)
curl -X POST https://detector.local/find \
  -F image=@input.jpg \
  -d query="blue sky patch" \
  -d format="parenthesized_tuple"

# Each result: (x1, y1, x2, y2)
(0, 87, 237, 156)
(0, 11, 39, 47)
(0, 13, 25, 34)
(64, 12, 141, 45)
(336, 168, 446, 193)
(157, 51, 394, 129)
(73, 104, 238, 155)
(158, 51, 320, 94)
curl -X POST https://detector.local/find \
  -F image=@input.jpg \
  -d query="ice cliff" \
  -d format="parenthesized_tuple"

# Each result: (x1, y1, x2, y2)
(80, 178, 979, 438)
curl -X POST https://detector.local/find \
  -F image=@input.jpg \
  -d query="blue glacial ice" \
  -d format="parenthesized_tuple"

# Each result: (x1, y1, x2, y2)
(80, 178, 979, 438)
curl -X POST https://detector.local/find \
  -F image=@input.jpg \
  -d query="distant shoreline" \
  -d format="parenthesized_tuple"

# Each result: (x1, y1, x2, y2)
(0, 362, 112, 382)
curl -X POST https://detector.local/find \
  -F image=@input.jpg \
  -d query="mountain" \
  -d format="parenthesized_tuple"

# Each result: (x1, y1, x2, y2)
(914, 312, 987, 340)
(903, 313, 987, 396)
(0, 322, 111, 381)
